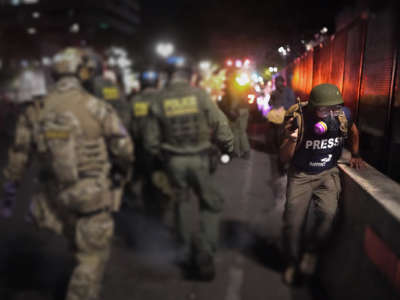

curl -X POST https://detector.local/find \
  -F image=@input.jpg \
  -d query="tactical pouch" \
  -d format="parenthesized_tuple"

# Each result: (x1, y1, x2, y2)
(58, 178, 110, 214)
(42, 112, 80, 184)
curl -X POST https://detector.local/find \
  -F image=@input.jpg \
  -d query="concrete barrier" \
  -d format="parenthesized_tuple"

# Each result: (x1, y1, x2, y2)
(320, 160, 400, 300)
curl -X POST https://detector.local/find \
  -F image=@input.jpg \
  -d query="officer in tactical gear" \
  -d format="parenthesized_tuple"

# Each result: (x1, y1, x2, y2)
(225, 70, 251, 159)
(0, 47, 134, 300)
(144, 68, 234, 281)
(79, 51, 131, 130)
(128, 70, 174, 218)
(280, 83, 363, 285)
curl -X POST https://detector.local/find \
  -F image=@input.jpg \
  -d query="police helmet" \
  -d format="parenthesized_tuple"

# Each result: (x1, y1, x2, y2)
(140, 70, 159, 90)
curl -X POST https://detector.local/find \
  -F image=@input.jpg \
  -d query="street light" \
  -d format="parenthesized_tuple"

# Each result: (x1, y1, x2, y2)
(70, 23, 79, 33)
(199, 60, 211, 71)
(156, 42, 174, 58)
(27, 27, 37, 35)
(320, 27, 328, 34)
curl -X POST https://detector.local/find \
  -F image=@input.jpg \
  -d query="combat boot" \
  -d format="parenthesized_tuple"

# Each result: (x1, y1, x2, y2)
(175, 244, 191, 268)
(282, 264, 303, 286)
(193, 251, 215, 281)
(299, 252, 318, 276)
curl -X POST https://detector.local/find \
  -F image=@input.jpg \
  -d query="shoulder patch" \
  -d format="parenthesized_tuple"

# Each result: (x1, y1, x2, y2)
(133, 101, 149, 117)
(102, 87, 120, 101)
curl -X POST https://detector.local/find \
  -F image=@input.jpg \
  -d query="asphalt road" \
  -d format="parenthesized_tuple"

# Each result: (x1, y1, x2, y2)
(0, 145, 321, 300)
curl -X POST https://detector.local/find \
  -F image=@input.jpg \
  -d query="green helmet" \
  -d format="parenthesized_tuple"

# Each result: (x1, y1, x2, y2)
(309, 83, 344, 107)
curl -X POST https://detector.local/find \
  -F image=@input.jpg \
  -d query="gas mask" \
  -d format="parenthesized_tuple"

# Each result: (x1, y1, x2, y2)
(314, 105, 342, 135)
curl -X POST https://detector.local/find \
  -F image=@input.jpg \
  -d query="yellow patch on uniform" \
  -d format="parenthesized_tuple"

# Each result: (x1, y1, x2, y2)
(102, 87, 120, 101)
(163, 96, 198, 117)
(133, 102, 149, 117)
(45, 130, 70, 140)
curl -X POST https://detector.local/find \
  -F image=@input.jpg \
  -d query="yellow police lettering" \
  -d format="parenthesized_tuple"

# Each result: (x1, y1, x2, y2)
(164, 96, 198, 117)
(133, 102, 149, 117)
(102, 87, 120, 101)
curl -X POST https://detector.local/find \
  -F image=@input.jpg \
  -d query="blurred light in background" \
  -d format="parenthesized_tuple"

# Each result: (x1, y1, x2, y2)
(70, 23, 80, 33)
(247, 93, 255, 104)
(41, 57, 51, 66)
(23, 0, 39, 4)
(32, 11, 40, 18)
(167, 56, 185, 67)
(235, 72, 250, 86)
(27, 27, 37, 35)
(199, 60, 211, 71)
(156, 42, 174, 58)
(320, 27, 328, 34)
(244, 59, 251, 68)
(226, 59, 233, 67)
(278, 46, 290, 57)
(142, 71, 158, 80)
(235, 59, 242, 68)
(268, 66, 278, 73)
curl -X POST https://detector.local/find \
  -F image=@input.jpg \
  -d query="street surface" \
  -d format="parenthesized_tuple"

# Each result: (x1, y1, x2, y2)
(0, 143, 321, 300)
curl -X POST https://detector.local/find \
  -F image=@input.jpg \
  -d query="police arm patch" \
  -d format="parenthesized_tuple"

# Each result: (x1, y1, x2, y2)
(133, 102, 149, 117)
(102, 87, 120, 101)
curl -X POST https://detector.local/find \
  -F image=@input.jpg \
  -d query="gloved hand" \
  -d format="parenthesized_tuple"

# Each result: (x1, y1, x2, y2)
(1, 181, 17, 218)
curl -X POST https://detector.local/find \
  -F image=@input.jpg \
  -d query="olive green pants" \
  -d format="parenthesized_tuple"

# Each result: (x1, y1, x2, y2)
(166, 154, 223, 256)
(232, 108, 250, 157)
(283, 167, 341, 262)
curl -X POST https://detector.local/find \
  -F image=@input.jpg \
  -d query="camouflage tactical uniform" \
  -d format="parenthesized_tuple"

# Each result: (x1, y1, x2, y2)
(144, 81, 233, 276)
(4, 76, 133, 300)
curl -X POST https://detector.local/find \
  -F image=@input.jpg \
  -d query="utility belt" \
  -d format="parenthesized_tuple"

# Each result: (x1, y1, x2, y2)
(161, 148, 210, 157)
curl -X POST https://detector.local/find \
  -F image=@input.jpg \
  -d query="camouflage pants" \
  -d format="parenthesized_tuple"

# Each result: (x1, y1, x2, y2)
(31, 194, 114, 300)
(166, 154, 223, 256)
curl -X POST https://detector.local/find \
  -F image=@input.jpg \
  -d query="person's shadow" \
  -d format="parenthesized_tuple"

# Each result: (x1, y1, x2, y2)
(220, 219, 285, 272)
(0, 226, 74, 300)
(220, 219, 330, 300)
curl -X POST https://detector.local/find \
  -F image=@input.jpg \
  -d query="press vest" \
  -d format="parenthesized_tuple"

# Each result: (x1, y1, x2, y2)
(292, 106, 352, 174)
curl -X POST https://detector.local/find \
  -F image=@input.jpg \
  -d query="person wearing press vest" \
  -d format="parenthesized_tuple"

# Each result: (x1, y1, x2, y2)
(279, 83, 364, 285)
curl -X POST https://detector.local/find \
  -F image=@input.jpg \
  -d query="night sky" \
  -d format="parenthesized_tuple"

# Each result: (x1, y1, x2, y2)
(138, 0, 391, 65)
